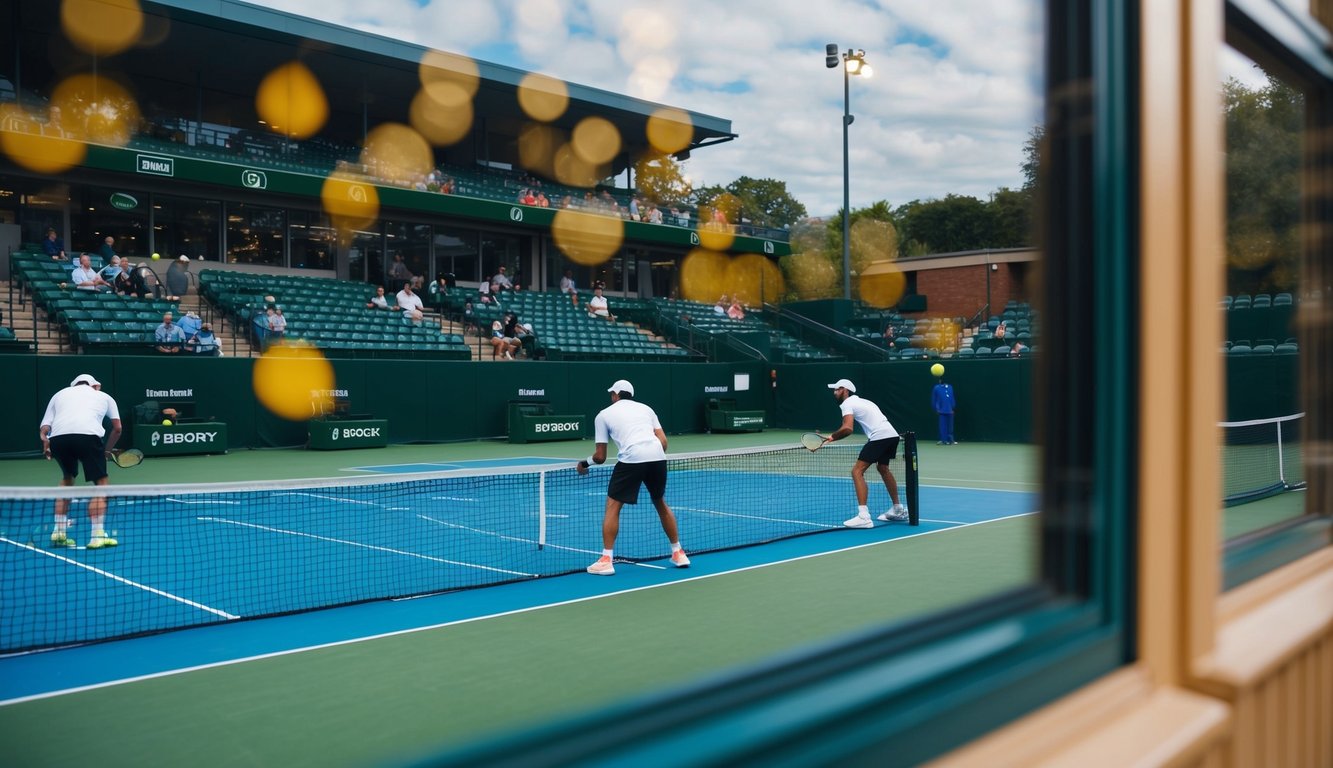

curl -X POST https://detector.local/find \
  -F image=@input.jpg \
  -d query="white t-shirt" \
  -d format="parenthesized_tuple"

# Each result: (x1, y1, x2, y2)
(594, 399, 666, 463)
(588, 294, 609, 317)
(41, 385, 120, 438)
(839, 394, 898, 441)
(396, 290, 424, 318)
(369, 294, 390, 309)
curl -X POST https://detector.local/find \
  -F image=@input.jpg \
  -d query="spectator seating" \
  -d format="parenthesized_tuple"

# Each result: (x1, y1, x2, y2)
(653, 298, 841, 362)
(469, 290, 696, 361)
(199, 270, 470, 359)
(1224, 293, 1296, 346)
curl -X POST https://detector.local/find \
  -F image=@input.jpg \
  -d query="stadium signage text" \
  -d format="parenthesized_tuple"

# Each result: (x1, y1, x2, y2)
(145, 388, 194, 397)
(312, 389, 350, 398)
(704, 386, 729, 393)
(730, 415, 765, 426)
(534, 421, 581, 434)
(241, 170, 268, 189)
(518, 388, 545, 397)
(109, 192, 139, 210)
(136, 154, 175, 176)
(151, 430, 220, 446)
(333, 427, 381, 439)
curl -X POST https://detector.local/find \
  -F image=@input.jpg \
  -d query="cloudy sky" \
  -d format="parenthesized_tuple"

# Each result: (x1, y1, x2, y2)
(262, 0, 1044, 217)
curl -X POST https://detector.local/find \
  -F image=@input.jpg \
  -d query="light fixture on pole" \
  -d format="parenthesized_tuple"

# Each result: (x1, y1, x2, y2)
(826, 44, 871, 300)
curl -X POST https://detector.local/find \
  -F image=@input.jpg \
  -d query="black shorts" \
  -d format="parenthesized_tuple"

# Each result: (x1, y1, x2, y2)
(49, 433, 108, 482)
(857, 436, 901, 466)
(607, 460, 668, 504)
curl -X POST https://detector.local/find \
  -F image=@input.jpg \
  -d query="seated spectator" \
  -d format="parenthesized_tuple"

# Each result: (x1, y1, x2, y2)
(252, 305, 272, 349)
(366, 286, 397, 310)
(727, 298, 746, 320)
(154, 311, 186, 353)
(519, 188, 536, 205)
(714, 295, 729, 315)
(536, 192, 550, 208)
(129, 263, 163, 299)
(628, 197, 641, 221)
(439, 176, 455, 194)
(45, 106, 66, 138)
(70, 253, 109, 292)
(43, 228, 67, 260)
(462, 299, 478, 333)
(1010, 340, 1028, 357)
(670, 206, 686, 226)
(113, 263, 134, 295)
(99, 255, 124, 284)
(186, 322, 221, 356)
(516, 321, 538, 359)
(267, 306, 287, 342)
(178, 311, 202, 340)
(396, 283, 425, 325)
(490, 266, 513, 293)
(559, 268, 577, 295)
(427, 274, 449, 306)
(587, 285, 612, 320)
(647, 205, 663, 224)
(490, 320, 520, 360)
(165, 255, 192, 301)
(995, 321, 1007, 340)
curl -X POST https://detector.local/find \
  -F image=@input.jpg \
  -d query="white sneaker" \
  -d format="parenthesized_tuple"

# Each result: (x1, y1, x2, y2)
(586, 556, 615, 575)
(878, 505, 910, 523)
(843, 514, 874, 529)
(670, 549, 691, 568)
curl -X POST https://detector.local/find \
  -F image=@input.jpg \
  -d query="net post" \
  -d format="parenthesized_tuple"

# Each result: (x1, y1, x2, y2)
(538, 470, 547, 550)
(904, 431, 920, 525)
(1275, 420, 1286, 487)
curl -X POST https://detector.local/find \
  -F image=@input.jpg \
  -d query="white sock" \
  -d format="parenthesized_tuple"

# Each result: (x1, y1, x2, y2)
(671, 542, 682, 552)
(602, 549, 613, 559)
(857, 505, 870, 518)
(54, 514, 69, 534)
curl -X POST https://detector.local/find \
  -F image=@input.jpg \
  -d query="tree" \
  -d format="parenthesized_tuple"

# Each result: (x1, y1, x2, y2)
(1021, 125, 1044, 192)
(634, 151, 693, 207)
(896, 194, 994, 254)
(988, 187, 1034, 248)
(725, 176, 807, 229)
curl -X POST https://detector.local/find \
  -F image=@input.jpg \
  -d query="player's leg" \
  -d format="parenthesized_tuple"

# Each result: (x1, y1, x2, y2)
(874, 436, 909, 522)
(938, 412, 949, 444)
(48, 436, 80, 546)
(644, 461, 689, 567)
(600, 496, 625, 550)
(84, 440, 116, 548)
(589, 463, 639, 575)
(877, 462, 901, 507)
(844, 459, 875, 528)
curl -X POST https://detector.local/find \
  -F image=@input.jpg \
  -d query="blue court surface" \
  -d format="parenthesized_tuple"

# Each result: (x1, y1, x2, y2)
(0, 456, 1036, 704)
(344, 457, 572, 473)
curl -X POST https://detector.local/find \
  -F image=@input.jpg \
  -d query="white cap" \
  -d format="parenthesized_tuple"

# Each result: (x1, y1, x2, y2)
(70, 373, 100, 387)
(178, 255, 190, 261)
(607, 379, 635, 396)
(827, 378, 857, 393)
(521, 322, 532, 331)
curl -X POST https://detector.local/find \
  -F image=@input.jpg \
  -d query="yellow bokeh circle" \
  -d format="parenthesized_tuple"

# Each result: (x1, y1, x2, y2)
(679, 248, 730, 303)
(61, 0, 143, 56)
(50, 74, 142, 147)
(419, 51, 480, 100)
(255, 62, 329, 140)
(646, 108, 693, 154)
(551, 209, 624, 266)
(726, 253, 786, 306)
(361, 123, 433, 183)
(252, 340, 335, 421)
(571, 117, 621, 165)
(410, 90, 473, 147)
(552, 143, 600, 188)
(0, 106, 87, 173)
(321, 172, 380, 234)
(517, 73, 569, 122)
(858, 262, 907, 308)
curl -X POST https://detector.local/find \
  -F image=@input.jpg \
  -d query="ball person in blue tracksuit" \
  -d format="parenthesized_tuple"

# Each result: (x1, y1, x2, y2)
(931, 377, 957, 445)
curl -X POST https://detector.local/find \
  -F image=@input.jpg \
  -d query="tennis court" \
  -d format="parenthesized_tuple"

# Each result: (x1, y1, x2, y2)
(1, 434, 1041, 766)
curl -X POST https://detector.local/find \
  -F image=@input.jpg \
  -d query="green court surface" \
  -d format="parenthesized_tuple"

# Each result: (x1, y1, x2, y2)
(2, 436, 1041, 766)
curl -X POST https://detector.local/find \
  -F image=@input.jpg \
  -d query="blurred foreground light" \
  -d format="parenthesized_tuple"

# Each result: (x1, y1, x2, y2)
(551, 209, 624, 266)
(62, 0, 143, 55)
(255, 62, 329, 140)
(517, 73, 569, 122)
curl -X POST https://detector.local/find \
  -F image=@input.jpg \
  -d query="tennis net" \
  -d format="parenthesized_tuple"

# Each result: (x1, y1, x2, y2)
(1220, 413, 1305, 507)
(0, 437, 917, 653)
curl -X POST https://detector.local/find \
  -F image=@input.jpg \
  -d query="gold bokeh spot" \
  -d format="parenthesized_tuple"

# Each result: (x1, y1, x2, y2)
(420, 51, 480, 100)
(679, 248, 730, 303)
(361, 123, 433, 183)
(726, 253, 785, 306)
(553, 143, 601, 188)
(410, 90, 473, 147)
(252, 340, 335, 421)
(517, 73, 569, 122)
(858, 261, 907, 308)
(255, 62, 329, 140)
(0, 106, 87, 173)
(62, 0, 143, 56)
(51, 74, 141, 147)
(321, 171, 380, 234)
(646, 108, 693, 154)
(551, 209, 624, 266)
(571, 116, 621, 165)
(518, 123, 562, 177)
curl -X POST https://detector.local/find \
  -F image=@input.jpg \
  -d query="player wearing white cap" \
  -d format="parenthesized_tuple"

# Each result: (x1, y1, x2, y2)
(820, 378, 909, 528)
(38, 374, 123, 548)
(577, 379, 690, 575)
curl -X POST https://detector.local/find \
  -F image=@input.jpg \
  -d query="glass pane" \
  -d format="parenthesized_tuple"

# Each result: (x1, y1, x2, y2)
(153, 194, 220, 262)
(1220, 47, 1309, 543)
(225, 202, 285, 265)
(287, 211, 336, 271)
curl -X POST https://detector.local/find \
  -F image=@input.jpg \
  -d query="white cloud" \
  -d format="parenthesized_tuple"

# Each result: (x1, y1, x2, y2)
(254, 0, 1044, 215)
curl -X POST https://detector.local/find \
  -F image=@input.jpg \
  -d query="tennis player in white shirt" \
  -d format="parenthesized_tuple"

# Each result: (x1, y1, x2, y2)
(577, 379, 690, 575)
(820, 378, 910, 528)
(38, 374, 122, 548)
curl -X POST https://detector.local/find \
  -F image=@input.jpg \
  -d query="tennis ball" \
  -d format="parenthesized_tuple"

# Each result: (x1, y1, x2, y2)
(930, 363, 945, 377)
(161, 419, 172, 426)
(151, 252, 160, 260)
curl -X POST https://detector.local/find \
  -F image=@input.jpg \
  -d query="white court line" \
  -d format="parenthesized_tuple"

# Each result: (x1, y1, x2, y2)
(164, 498, 241, 506)
(415, 514, 666, 570)
(0, 537, 237, 621)
(432, 496, 478, 502)
(0, 511, 1035, 707)
(675, 506, 840, 529)
(196, 517, 536, 578)
(274, 492, 382, 508)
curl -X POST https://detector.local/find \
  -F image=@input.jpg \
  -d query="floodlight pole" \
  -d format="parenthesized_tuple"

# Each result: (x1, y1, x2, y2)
(842, 56, 852, 301)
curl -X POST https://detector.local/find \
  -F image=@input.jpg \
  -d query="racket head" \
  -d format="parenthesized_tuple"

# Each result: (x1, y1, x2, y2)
(800, 433, 825, 452)
(114, 448, 144, 468)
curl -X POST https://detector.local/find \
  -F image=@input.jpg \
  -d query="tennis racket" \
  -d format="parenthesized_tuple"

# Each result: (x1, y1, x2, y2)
(801, 432, 828, 452)
(110, 448, 144, 468)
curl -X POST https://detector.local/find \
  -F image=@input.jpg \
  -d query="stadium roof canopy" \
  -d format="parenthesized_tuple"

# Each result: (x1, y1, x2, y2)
(7, 0, 736, 177)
